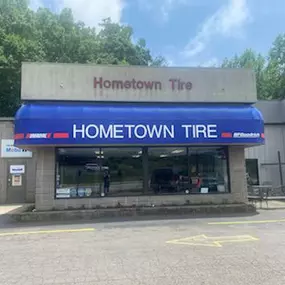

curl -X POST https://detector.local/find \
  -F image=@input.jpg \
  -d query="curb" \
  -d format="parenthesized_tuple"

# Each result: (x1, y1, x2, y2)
(9, 203, 256, 222)
(257, 207, 285, 211)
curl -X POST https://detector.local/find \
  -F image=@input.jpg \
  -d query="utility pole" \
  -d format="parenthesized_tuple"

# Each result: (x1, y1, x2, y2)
(278, 151, 284, 192)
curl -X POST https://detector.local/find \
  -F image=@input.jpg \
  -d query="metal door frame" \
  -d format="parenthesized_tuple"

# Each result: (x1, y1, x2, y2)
(6, 159, 27, 203)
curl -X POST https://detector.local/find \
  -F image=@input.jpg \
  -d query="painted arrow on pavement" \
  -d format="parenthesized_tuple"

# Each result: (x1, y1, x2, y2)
(166, 234, 259, 247)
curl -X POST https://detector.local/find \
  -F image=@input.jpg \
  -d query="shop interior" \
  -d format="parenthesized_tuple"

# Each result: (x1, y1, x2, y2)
(55, 146, 229, 198)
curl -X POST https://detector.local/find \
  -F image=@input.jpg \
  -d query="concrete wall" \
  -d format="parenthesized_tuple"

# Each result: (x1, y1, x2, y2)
(21, 62, 257, 103)
(245, 124, 285, 186)
(254, 101, 285, 124)
(0, 120, 37, 203)
(245, 100, 285, 186)
(35, 146, 247, 211)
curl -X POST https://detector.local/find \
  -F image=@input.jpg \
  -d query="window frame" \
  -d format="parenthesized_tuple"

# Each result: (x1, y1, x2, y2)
(54, 145, 231, 199)
(245, 158, 260, 186)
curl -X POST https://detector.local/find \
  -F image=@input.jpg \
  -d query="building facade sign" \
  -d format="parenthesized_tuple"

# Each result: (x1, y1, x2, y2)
(93, 77, 193, 91)
(1, 139, 32, 158)
(21, 63, 257, 103)
(14, 121, 264, 145)
(14, 104, 264, 146)
(10, 165, 25, 174)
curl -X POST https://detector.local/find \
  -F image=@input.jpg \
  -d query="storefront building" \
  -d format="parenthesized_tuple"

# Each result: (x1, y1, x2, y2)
(0, 118, 36, 204)
(245, 100, 285, 187)
(13, 63, 264, 211)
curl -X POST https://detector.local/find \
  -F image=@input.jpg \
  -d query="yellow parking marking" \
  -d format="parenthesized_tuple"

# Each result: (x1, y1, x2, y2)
(270, 201, 285, 206)
(208, 219, 285, 225)
(166, 234, 258, 247)
(0, 228, 95, 237)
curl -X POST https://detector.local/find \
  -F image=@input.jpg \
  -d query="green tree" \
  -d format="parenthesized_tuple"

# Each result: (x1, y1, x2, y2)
(221, 49, 267, 99)
(267, 34, 285, 99)
(0, 0, 45, 116)
(0, 0, 165, 116)
(96, 18, 162, 66)
(221, 35, 285, 100)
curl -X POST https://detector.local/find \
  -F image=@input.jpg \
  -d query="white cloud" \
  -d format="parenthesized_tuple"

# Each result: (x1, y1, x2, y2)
(200, 57, 220, 67)
(30, 0, 125, 28)
(137, 0, 153, 11)
(138, 0, 191, 22)
(168, 56, 220, 67)
(183, 0, 251, 58)
(166, 58, 175, 66)
(58, 0, 124, 27)
(160, 0, 188, 21)
(29, 0, 43, 10)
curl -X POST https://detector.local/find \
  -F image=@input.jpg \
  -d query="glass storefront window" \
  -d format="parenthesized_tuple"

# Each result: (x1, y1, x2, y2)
(188, 147, 229, 193)
(55, 146, 230, 198)
(56, 148, 102, 198)
(100, 148, 143, 197)
(148, 147, 188, 194)
(56, 147, 144, 198)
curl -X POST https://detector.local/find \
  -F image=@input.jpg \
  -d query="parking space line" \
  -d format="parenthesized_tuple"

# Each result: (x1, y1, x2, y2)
(208, 219, 285, 225)
(0, 228, 95, 237)
(166, 234, 259, 247)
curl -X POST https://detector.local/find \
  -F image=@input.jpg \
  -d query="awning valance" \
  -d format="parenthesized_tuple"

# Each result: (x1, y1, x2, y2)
(14, 103, 264, 146)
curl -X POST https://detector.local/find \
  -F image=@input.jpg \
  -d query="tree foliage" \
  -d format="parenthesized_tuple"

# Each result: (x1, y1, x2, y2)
(222, 49, 267, 99)
(0, 0, 166, 116)
(221, 35, 285, 100)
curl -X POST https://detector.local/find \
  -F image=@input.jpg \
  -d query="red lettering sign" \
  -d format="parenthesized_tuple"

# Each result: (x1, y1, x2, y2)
(94, 77, 162, 90)
(93, 77, 192, 91)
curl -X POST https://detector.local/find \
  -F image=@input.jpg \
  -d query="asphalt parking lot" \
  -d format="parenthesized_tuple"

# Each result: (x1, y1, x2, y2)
(1, 209, 285, 285)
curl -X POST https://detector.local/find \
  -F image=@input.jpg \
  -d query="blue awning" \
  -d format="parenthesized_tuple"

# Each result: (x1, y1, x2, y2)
(14, 103, 264, 146)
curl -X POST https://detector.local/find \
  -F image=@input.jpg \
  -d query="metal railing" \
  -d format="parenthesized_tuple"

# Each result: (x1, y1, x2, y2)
(248, 184, 285, 208)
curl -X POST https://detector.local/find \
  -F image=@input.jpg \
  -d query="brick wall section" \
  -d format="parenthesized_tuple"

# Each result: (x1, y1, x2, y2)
(228, 146, 247, 203)
(0, 122, 12, 203)
(26, 154, 37, 202)
(35, 148, 56, 209)
(35, 146, 248, 211)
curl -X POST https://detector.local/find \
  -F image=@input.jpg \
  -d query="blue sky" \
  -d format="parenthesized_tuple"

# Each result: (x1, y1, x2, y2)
(30, 0, 285, 66)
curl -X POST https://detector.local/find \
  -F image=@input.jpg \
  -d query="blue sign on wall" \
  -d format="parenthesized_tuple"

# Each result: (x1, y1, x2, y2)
(14, 103, 264, 146)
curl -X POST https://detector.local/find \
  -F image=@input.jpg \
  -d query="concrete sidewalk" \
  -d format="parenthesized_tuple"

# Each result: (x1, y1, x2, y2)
(0, 205, 26, 215)
(0, 204, 34, 215)
(9, 204, 256, 223)
(0, 201, 283, 225)
(254, 200, 285, 210)
(0, 204, 34, 226)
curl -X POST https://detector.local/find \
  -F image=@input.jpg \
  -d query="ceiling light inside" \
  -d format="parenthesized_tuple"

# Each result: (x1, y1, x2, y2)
(171, 149, 184, 154)
(160, 154, 168, 158)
